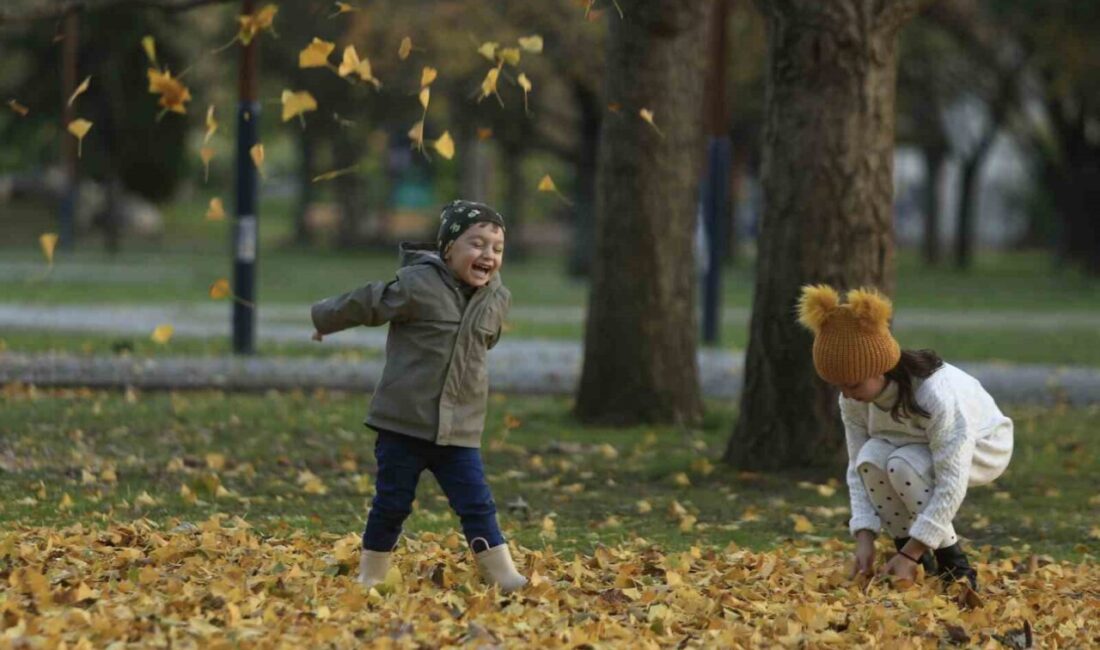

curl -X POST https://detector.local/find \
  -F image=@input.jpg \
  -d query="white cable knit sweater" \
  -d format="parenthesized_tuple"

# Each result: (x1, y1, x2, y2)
(841, 363, 1014, 548)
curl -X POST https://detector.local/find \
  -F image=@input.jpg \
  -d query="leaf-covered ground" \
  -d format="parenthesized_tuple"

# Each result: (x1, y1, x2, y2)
(2, 387, 1098, 647)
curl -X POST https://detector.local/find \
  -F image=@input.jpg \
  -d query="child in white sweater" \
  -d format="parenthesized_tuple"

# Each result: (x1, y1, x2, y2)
(798, 285, 1013, 589)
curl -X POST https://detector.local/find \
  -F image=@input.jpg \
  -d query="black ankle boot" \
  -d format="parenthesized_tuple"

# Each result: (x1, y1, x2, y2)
(933, 543, 978, 590)
(893, 537, 936, 575)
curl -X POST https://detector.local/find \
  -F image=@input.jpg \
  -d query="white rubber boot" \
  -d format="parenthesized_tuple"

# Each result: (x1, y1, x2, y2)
(474, 543, 527, 593)
(358, 549, 392, 588)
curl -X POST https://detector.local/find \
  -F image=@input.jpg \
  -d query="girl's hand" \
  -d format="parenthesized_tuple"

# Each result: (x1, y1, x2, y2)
(877, 553, 919, 584)
(851, 530, 876, 579)
(311, 331, 323, 342)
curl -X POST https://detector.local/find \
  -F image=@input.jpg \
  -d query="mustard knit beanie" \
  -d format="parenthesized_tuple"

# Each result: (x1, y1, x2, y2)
(796, 284, 901, 385)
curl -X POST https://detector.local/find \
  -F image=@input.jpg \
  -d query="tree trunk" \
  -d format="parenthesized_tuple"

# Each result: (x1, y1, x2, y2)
(293, 128, 314, 246)
(953, 153, 982, 270)
(335, 137, 366, 249)
(567, 84, 601, 278)
(921, 144, 947, 266)
(725, 0, 924, 470)
(501, 144, 527, 260)
(574, 0, 712, 426)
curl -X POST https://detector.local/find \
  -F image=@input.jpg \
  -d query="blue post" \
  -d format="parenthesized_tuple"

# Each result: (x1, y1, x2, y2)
(233, 0, 258, 355)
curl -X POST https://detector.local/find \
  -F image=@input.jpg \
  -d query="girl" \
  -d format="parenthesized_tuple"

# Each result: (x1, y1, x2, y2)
(797, 284, 1013, 589)
(311, 200, 526, 593)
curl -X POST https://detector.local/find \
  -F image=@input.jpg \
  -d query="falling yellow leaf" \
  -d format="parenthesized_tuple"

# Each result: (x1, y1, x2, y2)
(250, 143, 265, 177)
(420, 66, 437, 87)
(209, 278, 231, 300)
(298, 37, 335, 68)
(418, 87, 430, 111)
(338, 46, 381, 87)
(537, 174, 557, 193)
(200, 147, 215, 182)
(407, 120, 424, 148)
(517, 73, 532, 112)
(237, 4, 278, 46)
(518, 35, 544, 53)
(398, 36, 413, 60)
(150, 324, 174, 345)
(8, 99, 29, 116)
(791, 514, 815, 533)
(329, 1, 359, 17)
(433, 131, 455, 160)
(639, 108, 664, 137)
(39, 233, 59, 266)
(141, 35, 157, 64)
(204, 105, 218, 144)
(498, 47, 521, 66)
(146, 69, 191, 114)
(479, 67, 501, 103)
(477, 127, 492, 140)
(205, 197, 226, 221)
(312, 165, 359, 183)
(67, 119, 92, 158)
(281, 89, 318, 123)
(477, 42, 499, 61)
(67, 75, 90, 107)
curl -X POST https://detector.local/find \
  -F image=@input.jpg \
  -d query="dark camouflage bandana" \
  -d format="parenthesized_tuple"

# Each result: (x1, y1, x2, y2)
(437, 200, 506, 258)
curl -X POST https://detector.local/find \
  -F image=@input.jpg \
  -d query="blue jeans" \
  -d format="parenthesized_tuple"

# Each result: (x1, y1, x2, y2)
(362, 430, 505, 553)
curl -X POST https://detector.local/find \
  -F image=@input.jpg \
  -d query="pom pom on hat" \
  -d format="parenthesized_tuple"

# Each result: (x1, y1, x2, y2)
(797, 284, 900, 385)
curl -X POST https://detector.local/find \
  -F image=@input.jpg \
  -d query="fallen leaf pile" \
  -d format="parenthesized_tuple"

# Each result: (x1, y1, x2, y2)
(2, 518, 1097, 647)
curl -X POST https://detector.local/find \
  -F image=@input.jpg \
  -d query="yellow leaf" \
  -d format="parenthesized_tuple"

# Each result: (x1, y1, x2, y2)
(205, 197, 226, 221)
(816, 484, 836, 497)
(281, 89, 318, 122)
(338, 46, 380, 87)
(407, 120, 424, 147)
(433, 131, 455, 160)
(498, 47, 521, 66)
(146, 68, 191, 114)
(477, 127, 493, 140)
(299, 38, 335, 68)
(141, 35, 157, 64)
(204, 105, 218, 144)
(791, 513, 815, 533)
(179, 483, 196, 504)
(67, 119, 92, 158)
(636, 500, 652, 514)
(250, 143, 265, 177)
(205, 453, 226, 470)
(150, 324, 174, 344)
(237, 4, 278, 46)
(8, 99, 29, 116)
(200, 147, 215, 182)
(209, 278, 231, 300)
(420, 66, 437, 87)
(398, 36, 413, 60)
(517, 73, 532, 112)
(639, 108, 664, 136)
(330, 1, 359, 16)
(518, 35, 543, 53)
(672, 472, 691, 487)
(39, 233, 59, 265)
(477, 42, 499, 61)
(67, 75, 90, 107)
(312, 165, 359, 183)
(134, 491, 158, 507)
(59, 493, 74, 510)
(537, 174, 557, 192)
(479, 67, 501, 103)
(418, 87, 430, 111)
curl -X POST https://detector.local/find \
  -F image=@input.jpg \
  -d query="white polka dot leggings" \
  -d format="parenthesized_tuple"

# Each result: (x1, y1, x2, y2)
(855, 439, 958, 547)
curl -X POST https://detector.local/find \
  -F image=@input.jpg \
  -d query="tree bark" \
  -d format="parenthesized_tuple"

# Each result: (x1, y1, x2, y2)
(725, 0, 925, 470)
(293, 127, 314, 246)
(920, 143, 947, 266)
(953, 150, 983, 270)
(575, 0, 712, 426)
(567, 84, 601, 278)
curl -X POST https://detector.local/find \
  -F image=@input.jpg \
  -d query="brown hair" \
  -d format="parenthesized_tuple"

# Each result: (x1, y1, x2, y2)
(883, 349, 944, 422)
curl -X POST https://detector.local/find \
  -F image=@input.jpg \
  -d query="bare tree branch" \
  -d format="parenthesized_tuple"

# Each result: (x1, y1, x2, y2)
(0, 0, 236, 26)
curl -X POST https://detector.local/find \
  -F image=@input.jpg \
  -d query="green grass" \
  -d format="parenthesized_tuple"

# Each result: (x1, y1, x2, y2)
(1, 390, 1095, 561)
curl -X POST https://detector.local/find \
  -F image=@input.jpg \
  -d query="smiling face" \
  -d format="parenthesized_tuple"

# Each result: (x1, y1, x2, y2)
(836, 374, 887, 402)
(443, 222, 505, 287)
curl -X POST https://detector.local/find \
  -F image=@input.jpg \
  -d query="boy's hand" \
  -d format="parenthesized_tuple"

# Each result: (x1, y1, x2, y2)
(311, 331, 323, 342)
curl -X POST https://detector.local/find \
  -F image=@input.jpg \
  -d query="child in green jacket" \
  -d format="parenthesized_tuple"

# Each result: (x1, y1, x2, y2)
(311, 200, 525, 593)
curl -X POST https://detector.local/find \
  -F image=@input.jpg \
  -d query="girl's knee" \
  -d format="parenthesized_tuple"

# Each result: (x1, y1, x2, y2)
(885, 455, 923, 492)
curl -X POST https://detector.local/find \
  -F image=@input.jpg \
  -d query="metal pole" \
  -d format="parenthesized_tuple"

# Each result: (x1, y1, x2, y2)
(701, 0, 731, 345)
(59, 9, 79, 251)
(233, 0, 259, 354)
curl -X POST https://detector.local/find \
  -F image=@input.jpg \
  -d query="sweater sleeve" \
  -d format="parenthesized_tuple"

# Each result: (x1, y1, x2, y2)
(841, 396, 881, 536)
(311, 276, 415, 335)
(908, 388, 975, 548)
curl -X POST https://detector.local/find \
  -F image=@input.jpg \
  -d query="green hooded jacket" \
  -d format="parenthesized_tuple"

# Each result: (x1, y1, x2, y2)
(310, 243, 510, 447)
